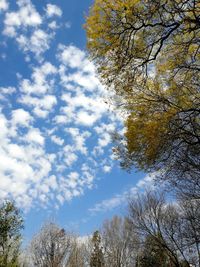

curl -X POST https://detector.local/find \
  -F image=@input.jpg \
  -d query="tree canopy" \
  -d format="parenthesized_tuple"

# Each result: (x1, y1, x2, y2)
(30, 222, 73, 267)
(90, 231, 105, 267)
(0, 201, 23, 267)
(85, 0, 200, 193)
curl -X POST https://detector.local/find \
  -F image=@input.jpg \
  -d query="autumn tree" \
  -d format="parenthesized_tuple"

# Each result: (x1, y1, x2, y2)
(90, 231, 105, 267)
(0, 201, 24, 267)
(85, 0, 200, 195)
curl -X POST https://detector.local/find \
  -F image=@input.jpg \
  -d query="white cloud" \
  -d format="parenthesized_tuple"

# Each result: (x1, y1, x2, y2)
(57, 172, 85, 201)
(51, 135, 64, 146)
(3, 0, 42, 37)
(3, 0, 62, 61)
(67, 172, 79, 189)
(7, 144, 25, 160)
(63, 147, 78, 167)
(0, 0, 8, 12)
(0, 122, 53, 209)
(20, 62, 57, 95)
(48, 21, 58, 30)
(19, 95, 57, 118)
(89, 173, 156, 214)
(65, 22, 71, 29)
(103, 165, 112, 173)
(0, 86, 16, 95)
(89, 195, 124, 213)
(26, 128, 45, 146)
(66, 128, 91, 155)
(60, 92, 107, 126)
(98, 132, 111, 147)
(64, 71, 100, 91)
(0, 114, 9, 141)
(76, 111, 99, 126)
(46, 4, 62, 18)
(58, 45, 101, 92)
(0, 15, 123, 211)
(136, 172, 156, 188)
(0, 86, 16, 100)
(54, 115, 68, 124)
(12, 108, 33, 126)
(92, 123, 116, 157)
(17, 30, 53, 59)
(58, 45, 85, 69)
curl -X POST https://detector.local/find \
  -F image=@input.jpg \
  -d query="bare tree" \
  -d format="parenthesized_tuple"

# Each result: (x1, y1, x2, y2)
(180, 199, 200, 267)
(29, 222, 73, 267)
(67, 237, 92, 267)
(127, 191, 199, 267)
(101, 216, 138, 267)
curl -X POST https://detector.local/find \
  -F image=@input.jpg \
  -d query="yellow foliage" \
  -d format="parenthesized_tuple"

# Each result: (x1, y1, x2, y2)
(85, 0, 200, 171)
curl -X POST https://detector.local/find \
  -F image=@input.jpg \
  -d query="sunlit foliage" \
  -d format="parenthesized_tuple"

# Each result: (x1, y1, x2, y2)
(85, 0, 200, 190)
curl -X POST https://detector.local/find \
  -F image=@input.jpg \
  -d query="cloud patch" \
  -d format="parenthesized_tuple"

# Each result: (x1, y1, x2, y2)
(3, 0, 42, 37)
(2, 0, 63, 61)
(0, 0, 8, 11)
(45, 4, 62, 18)
(0, 0, 125, 212)
(0, 2, 122, 210)
(89, 173, 156, 214)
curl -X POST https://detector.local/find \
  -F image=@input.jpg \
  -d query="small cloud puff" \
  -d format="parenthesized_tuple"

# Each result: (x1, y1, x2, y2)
(26, 128, 45, 146)
(12, 108, 33, 126)
(0, 0, 8, 11)
(17, 30, 53, 59)
(45, 4, 62, 18)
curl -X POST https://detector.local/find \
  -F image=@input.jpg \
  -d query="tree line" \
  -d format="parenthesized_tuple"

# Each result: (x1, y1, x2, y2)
(1, 190, 200, 267)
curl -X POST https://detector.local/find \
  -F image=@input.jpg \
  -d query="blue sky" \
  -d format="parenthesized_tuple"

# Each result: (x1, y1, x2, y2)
(0, 0, 153, 243)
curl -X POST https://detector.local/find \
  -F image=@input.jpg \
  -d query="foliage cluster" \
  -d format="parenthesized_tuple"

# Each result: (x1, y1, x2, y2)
(85, 0, 200, 196)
